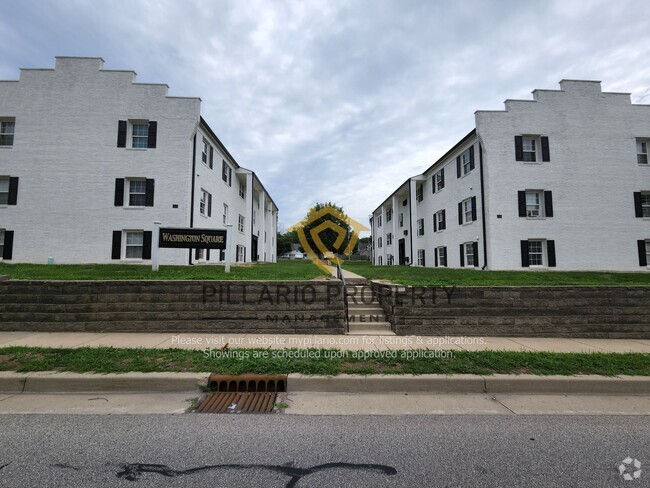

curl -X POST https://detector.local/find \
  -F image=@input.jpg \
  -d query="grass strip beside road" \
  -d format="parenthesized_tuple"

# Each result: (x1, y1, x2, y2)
(342, 261, 650, 286)
(0, 347, 648, 377)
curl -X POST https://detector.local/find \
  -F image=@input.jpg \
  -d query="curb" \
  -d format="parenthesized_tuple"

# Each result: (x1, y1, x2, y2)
(1, 372, 649, 395)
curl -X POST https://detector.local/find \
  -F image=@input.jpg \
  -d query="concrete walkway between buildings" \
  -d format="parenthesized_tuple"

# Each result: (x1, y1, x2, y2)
(0, 331, 649, 353)
(324, 264, 367, 282)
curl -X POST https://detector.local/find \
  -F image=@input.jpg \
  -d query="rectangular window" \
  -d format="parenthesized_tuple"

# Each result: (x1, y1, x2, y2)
(378, 256, 383, 266)
(436, 246, 447, 267)
(223, 204, 228, 225)
(386, 233, 392, 246)
(647, 240, 650, 266)
(131, 123, 149, 148)
(464, 199, 473, 223)
(195, 248, 205, 260)
(417, 218, 424, 236)
(399, 213, 403, 227)
(386, 208, 392, 222)
(464, 242, 475, 267)
(0, 120, 15, 146)
(378, 237, 383, 248)
(128, 179, 146, 206)
(637, 141, 648, 165)
(435, 210, 445, 231)
(642, 193, 650, 218)
(523, 138, 536, 162)
(417, 249, 425, 266)
(236, 245, 245, 262)
(222, 160, 232, 186)
(416, 185, 423, 202)
(378, 215, 382, 227)
(202, 139, 209, 166)
(238, 214, 245, 233)
(0, 177, 8, 205)
(239, 181, 245, 198)
(526, 191, 541, 217)
(435, 169, 445, 192)
(0, 229, 4, 257)
(462, 149, 472, 174)
(200, 189, 211, 216)
(528, 240, 543, 266)
(125, 231, 144, 259)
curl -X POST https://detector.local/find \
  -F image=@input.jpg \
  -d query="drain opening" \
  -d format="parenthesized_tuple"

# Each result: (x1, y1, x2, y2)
(195, 374, 288, 414)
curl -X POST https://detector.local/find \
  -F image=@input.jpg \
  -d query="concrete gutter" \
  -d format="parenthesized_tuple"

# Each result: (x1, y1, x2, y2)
(1, 372, 649, 395)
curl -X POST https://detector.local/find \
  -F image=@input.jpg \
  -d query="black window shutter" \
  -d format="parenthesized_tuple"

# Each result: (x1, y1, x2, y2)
(207, 193, 212, 217)
(471, 196, 477, 221)
(434, 250, 438, 267)
(433, 215, 437, 232)
(459, 244, 465, 267)
(206, 249, 211, 261)
(220, 249, 225, 261)
(634, 192, 642, 218)
(544, 191, 554, 217)
(145, 179, 155, 207)
(2, 230, 13, 260)
(520, 240, 530, 267)
(432, 176, 436, 194)
(456, 156, 461, 178)
(441, 209, 446, 230)
(442, 247, 447, 266)
(111, 231, 121, 260)
(469, 146, 475, 170)
(638, 240, 648, 267)
(518, 191, 527, 217)
(458, 202, 463, 225)
(8, 177, 19, 205)
(228, 167, 232, 186)
(440, 168, 445, 187)
(114, 178, 125, 207)
(547, 240, 556, 267)
(142, 231, 152, 259)
(515, 136, 523, 161)
(209, 146, 214, 169)
(473, 242, 479, 267)
(117, 121, 127, 148)
(147, 121, 157, 148)
(541, 136, 550, 162)
(195, 248, 200, 260)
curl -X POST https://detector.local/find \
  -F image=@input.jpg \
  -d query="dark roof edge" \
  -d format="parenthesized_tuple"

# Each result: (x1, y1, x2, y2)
(199, 116, 241, 169)
(420, 128, 477, 176)
(371, 178, 411, 216)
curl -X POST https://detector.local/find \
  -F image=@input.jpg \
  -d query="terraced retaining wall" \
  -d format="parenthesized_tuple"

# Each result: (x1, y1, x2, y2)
(371, 283, 650, 338)
(0, 281, 346, 334)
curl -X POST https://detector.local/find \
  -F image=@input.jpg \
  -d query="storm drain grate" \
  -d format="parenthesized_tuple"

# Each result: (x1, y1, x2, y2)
(194, 374, 288, 414)
(195, 391, 277, 413)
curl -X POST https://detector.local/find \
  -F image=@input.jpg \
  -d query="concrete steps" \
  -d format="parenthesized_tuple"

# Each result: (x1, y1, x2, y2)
(345, 284, 395, 335)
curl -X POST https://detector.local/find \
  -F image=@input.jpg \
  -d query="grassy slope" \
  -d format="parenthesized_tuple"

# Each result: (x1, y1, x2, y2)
(0, 346, 648, 376)
(342, 261, 650, 286)
(0, 260, 327, 281)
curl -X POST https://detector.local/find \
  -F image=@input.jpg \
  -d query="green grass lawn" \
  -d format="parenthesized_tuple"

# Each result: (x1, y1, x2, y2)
(0, 346, 647, 376)
(342, 261, 650, 286)
(0, 260, 328, 281)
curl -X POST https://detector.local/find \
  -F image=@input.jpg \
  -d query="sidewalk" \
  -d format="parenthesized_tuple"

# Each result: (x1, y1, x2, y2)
(0, 331, 649, 353)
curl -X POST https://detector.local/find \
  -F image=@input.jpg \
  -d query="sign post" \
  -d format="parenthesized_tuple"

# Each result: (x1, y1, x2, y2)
(225, 223, 233, 273)
(152, 221, 161, 272)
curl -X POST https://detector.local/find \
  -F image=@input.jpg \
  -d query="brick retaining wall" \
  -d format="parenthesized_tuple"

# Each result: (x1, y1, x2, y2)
(372, 283, 650, 338)
(0, 281, 346, 334)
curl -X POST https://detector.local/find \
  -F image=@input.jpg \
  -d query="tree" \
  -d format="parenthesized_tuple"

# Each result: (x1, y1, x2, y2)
(276, 230, 300, 255)
(297, 202, 354, 257)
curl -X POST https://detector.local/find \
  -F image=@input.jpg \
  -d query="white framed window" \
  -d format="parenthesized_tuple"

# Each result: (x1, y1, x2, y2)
(417, 218, 424, 236)
(463, 198, 473, 224)
(378, 237, 382, 248)
(238, 214, 245, 233)
(0, 177, 8, 205)
(646, 239, 650, 266)
(128, 179, 146, 207)
(125, 231, 144, 259)
(131, 122, 149, 148)
(222, 160, 232, 186)
(416, 185, 423, 202)
(435, 170, 445, 191)
(0, 229, 4, 257)
(528, 240, 543, 266)
(239, 181, 245, 198)
(386, 208, 392, 222)
(436, 246, 447, 267)
(435, 210, 445, 231)
(464, 242, 475, 267)
(386, 233, 392, 246)
(223, 204, 228, 225)
(201, 138, 213, 168)
(200, 189, 211, 216)
(637, 140, 648, 165)
(462, 149, 472, 174)
(378, 255, 383, 265)
(236, 244, 245, 262)
(0, 119, 15, 146)
(399, 213, 404, 228)
(641, 193, 650, 218)
(526, 191, 542, 217)
(522, 137, 536, 162)
(195, 248, 205, 261)
(417, 249, 425, 266)
(377, 215, 382, 227)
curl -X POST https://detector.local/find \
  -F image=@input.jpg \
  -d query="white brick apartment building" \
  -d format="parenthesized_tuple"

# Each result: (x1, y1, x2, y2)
(0, 57, 278, 265)
(371, 80, 650, 271)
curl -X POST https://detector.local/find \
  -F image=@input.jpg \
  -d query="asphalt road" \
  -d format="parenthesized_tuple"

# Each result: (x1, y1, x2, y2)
(0, 415, 647, 487)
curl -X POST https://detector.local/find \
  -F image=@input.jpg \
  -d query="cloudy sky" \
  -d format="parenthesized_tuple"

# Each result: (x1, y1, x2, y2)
(2, 0, 649, 231)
